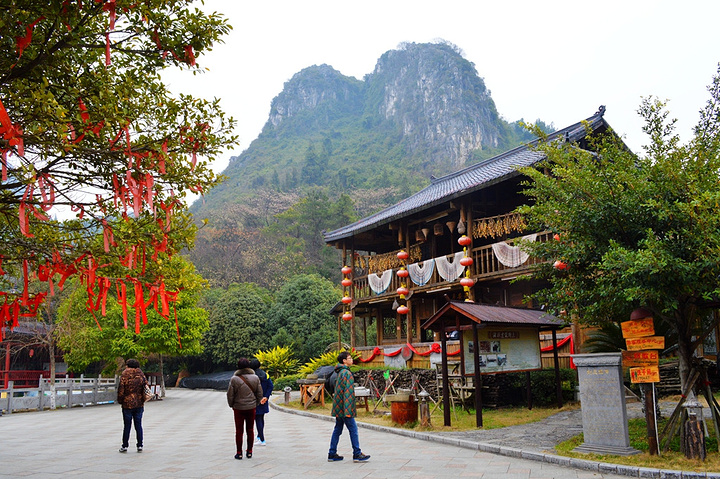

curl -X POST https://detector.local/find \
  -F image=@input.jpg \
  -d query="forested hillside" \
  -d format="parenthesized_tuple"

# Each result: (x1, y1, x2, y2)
(187, 41, 549, 288)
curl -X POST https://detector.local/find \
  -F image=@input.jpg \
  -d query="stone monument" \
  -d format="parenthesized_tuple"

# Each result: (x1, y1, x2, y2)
(571, 352, 640, 455)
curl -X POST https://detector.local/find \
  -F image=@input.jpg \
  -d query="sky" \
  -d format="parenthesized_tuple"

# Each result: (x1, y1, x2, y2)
(163, 0, 720, 175)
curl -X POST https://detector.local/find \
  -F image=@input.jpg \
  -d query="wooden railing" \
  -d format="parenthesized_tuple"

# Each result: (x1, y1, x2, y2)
(352, 231, 552, 302)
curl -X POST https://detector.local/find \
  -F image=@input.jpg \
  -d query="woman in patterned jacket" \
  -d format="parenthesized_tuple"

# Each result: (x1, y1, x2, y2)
(117, 358, 148, 453)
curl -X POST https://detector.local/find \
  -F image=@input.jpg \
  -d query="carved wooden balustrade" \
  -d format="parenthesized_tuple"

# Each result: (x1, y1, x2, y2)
(351, 230, 552, 302)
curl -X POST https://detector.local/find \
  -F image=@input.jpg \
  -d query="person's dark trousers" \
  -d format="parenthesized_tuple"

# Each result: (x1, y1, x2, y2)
(121, 407, 144, 448)
(233, 408, 256, 454)
(328, 416, 361, 457)
(255, 413, 266, 441)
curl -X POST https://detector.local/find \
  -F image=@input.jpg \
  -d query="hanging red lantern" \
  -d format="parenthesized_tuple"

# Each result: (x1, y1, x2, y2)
(396, 286, 409, 296)
(342, 312, 353, 321)
(397, 268, 409, 278)
(458, 235, 472, 246)
(397, 305, 409, 315)
(460, 277, 475, 288)
(341, 278, 352, 287)
(341, 265, 352, 275)
(341, 296, 352, 304)
(553, 260, 568, 271)
(397, 250, 409, 260)
(460, 256, 473, 267)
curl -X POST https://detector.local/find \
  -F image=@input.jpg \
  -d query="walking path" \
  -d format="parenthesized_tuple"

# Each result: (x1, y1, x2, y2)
(0, 388, 712, 478)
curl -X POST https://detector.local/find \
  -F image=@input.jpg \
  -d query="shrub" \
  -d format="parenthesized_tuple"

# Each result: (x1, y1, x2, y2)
(298, 349, 361, 376)
(255, 345, 299, 379)
(273, 373, 304, 391)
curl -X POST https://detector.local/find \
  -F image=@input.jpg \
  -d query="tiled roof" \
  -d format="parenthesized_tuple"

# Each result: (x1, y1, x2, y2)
(324, 108, 609, 243)
(422, 300, 564, 331)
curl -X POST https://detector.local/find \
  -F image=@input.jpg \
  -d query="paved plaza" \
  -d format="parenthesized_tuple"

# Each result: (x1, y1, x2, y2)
(0, 388, 696, 478)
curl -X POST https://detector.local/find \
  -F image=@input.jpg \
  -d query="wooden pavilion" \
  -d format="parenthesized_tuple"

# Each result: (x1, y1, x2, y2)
(324, 107, 613, 365)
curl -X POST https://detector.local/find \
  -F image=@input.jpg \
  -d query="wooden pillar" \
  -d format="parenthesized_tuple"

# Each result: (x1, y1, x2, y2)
(440, 318, 451, 426)
(472, 322, 483, 427)
(551, 328, 563, 408)
(376, 307, 383, 344)
(465, 201, 475, 302)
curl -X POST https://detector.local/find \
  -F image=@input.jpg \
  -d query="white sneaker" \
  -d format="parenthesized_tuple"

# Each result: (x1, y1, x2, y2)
(259, 440, 266, 446)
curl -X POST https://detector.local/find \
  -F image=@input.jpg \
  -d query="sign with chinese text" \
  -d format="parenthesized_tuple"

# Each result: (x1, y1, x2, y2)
(462, 328, 541, 375)
(620, 318, 655, 338)
(625, 336, 665, 351)
(488, 331, 520, 339)
(629, 366, 660, 383)
(622, 350, 659, 368)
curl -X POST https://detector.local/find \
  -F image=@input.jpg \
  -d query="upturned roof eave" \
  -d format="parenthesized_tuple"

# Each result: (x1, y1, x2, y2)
(324, 109, 609, 244)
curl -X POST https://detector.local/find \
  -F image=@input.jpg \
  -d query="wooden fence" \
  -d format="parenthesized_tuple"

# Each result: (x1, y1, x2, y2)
(0, 375, 118, 414)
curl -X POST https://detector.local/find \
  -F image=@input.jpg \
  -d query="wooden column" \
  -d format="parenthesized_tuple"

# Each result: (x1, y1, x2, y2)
(440, 318, 451, 426)
(551, 328, 563, 408)
(472, 322, 483, 427)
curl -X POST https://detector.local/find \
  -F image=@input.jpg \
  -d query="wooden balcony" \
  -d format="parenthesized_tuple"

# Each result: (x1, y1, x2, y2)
(352, 231, 552, 303)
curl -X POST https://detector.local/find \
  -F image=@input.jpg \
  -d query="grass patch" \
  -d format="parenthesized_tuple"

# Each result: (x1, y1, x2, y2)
(555, 416, 720, 472)
(279, 398, 578, 432)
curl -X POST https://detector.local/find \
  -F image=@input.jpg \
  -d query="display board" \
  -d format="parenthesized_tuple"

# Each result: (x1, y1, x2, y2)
(462, 327, 542, 374)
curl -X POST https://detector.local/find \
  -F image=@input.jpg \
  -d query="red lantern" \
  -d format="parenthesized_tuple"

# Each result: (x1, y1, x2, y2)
(460, 277, 475, 288)
(341, 265, 352, 275)
(397, 250, 409, 260)
(553, 260, 568, 271)
(341, 296, 353, 304)
(341, 278, 352, 287)
(396, 286, 409, 296)
(397, 305, 409, 315)
(458, 235, 472, 246)
(342, 312, 353, 321)
(459, 256, 473, 267)
(397, 268, 409, 278)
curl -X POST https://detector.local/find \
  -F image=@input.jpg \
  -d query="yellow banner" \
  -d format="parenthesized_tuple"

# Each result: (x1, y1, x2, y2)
(622, 350, 659, 368)
(625, 336, 665, 351)
(630, 366, 660, 383)
(621, 318, 655, 338)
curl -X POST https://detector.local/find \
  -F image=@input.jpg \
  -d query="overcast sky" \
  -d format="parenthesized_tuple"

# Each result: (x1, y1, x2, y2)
(163, 0, 720, 174)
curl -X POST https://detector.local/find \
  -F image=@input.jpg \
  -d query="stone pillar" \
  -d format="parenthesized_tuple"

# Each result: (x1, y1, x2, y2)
(571, 353, 640, 456)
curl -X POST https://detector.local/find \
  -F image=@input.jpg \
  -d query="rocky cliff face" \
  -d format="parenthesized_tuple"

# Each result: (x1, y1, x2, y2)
(262, 42, 505, 169)
(267, 64, 363, 130)
(368, 42, 502, 168)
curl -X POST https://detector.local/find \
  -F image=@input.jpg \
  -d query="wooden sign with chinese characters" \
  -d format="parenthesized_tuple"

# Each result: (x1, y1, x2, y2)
(629, 366, 660, 383)
(625, 336, 665, 351)
(621, 318, 655, 338)
(622, 350, 659, 368)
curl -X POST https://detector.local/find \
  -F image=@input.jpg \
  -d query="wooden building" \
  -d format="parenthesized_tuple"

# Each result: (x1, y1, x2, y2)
(324, 107, 612, 364)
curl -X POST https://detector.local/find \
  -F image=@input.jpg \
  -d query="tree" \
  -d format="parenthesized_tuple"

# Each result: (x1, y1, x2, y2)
(517, 66, 720, 390)
(201, 283, 272, 369)
(0, 2, 235, 336)
(266, 273, 340, 364)
(55, 255, 210, 379)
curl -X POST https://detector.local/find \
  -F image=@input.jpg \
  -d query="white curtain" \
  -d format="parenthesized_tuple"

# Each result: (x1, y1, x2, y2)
(491, 233, 538, 267)
(436, 252, 465, 281)
(368, 269, 393, 294)
(408, 259, 435, 286)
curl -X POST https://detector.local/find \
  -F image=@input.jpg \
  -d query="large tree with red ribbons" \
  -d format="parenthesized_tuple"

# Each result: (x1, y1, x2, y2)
(0, 2, 236, 339)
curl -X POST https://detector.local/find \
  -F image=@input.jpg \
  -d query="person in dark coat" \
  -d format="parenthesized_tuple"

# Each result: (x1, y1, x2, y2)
(117, 358, 148, 453)
(327, 351, 370, 462)
(227, 357, 263, 460)
(250, 358, 273, 446)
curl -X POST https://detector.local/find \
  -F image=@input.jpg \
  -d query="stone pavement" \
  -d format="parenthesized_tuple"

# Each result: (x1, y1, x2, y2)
(0, 388, 710, 479)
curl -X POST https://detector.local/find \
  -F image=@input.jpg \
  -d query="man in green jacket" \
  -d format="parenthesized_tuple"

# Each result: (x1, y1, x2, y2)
(327, 351, 370, 462)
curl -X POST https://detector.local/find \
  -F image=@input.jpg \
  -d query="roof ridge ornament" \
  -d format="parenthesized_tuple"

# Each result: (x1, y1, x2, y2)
(596, 105, 606, 117)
